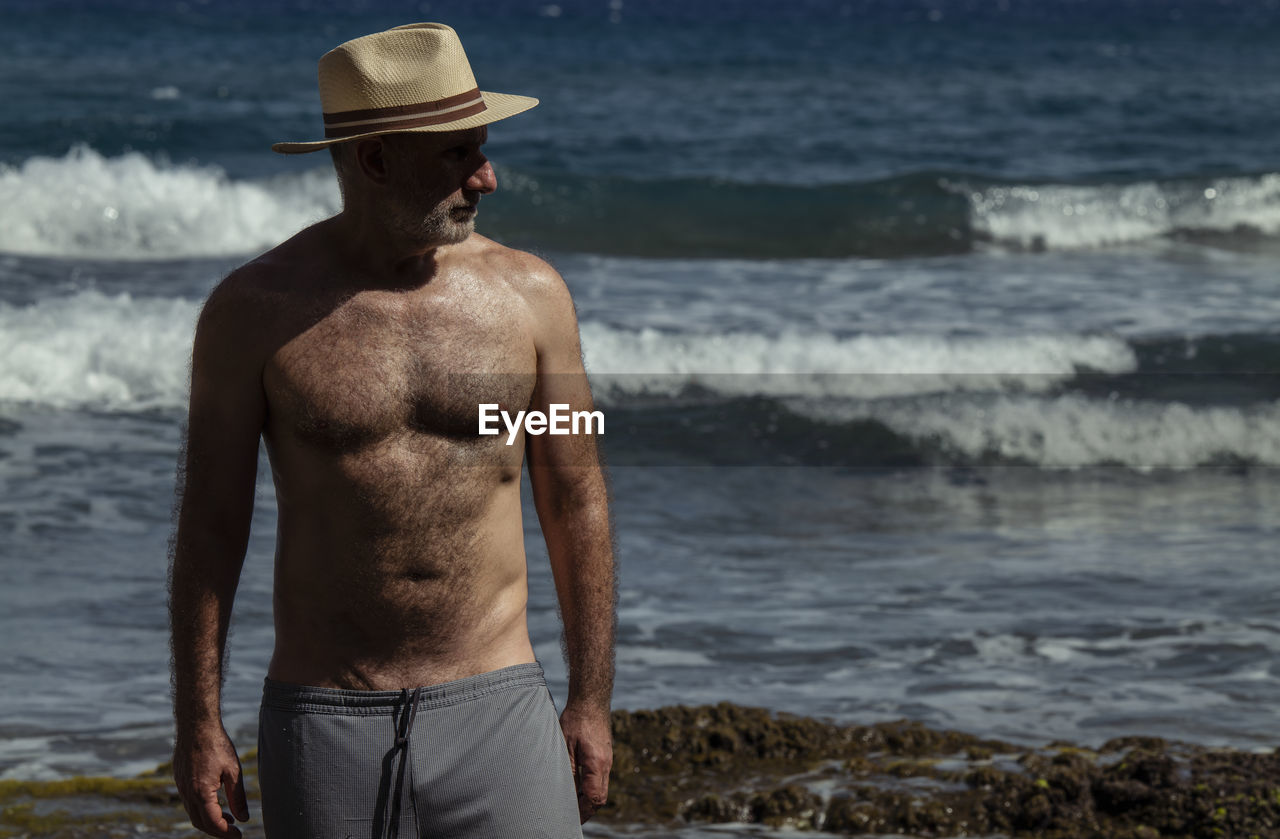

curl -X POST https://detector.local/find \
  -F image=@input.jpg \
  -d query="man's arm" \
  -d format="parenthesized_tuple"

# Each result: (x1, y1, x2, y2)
(522, 258, 616, 824)
(168, 273, 266, 839)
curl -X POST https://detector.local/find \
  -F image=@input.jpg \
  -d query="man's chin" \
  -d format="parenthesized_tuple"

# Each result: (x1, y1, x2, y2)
(415, 220, 474, 249)
(441, 220, 475, 245)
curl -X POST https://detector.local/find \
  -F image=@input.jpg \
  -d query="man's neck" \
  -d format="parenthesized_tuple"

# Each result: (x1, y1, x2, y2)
(327, 210, 448, 288)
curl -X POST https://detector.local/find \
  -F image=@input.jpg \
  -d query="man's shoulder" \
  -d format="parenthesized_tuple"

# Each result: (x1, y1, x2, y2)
(464, 236, 580, 356)
(199, 263, 282, 340)
(207, 222, 327, 311)
(198, 231, 318, 351)
(466, 234, 570, 307)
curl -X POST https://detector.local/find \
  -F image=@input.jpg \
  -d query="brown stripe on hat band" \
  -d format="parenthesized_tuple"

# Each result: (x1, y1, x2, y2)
(323, 89, 486, 137)
(323, 100, 488, 138)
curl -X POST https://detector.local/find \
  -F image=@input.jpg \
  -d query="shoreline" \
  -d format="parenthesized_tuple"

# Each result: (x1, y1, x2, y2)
(2, 704, 1276, 838)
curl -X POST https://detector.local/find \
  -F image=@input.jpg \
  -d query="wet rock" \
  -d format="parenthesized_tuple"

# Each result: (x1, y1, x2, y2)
(1101, 735, 1170, 754)
(748, 785, 824, 828)
(601, 703, 1279, 838)
(682, 792, 749, 823)
(822, 796, 890, 835)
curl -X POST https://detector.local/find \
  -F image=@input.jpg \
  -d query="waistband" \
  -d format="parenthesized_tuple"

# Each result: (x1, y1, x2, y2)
(262, 662, 547, 715)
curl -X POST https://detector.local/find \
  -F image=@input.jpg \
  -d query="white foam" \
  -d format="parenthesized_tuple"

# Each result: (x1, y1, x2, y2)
(1034, 639, 1078, 663)
(581, 324, 1137, 399)
(0, 307, 1138, 412)
(0, 735, 60, 781)
(3, 298, 1270, 469)
(0, 291, 198, 410)
(864, 392, 1280, 468)
(961, 173, 1280, 250)
(0, 145, 338, 259)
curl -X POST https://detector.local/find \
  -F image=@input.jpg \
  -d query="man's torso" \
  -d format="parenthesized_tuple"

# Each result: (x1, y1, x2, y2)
(234, 224, 544, 689)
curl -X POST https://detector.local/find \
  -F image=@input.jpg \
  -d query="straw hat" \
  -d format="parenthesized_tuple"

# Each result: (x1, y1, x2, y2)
(272, 23, 538, 154)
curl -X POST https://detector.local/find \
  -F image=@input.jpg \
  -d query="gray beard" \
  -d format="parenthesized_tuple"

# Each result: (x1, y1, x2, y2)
(390, 200, 474, 248)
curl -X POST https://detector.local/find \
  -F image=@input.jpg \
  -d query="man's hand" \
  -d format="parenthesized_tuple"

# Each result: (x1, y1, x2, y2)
(559, 703, 613, 823)
(173, 726, 251, 839)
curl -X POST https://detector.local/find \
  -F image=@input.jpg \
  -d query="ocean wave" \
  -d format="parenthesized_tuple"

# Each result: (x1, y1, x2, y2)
(1, 293, 1274, 467)
(858, 392, 1280, 469)
(580, 324, 1138, 399)
(0, 290, 198, 410)
(584, 328, 1279, 468)
(5, 147, 1280, 260)
(495, 168, 1280, 257)
(602, 391, 1280, 469)
(0, 296, 1137, 410)
(0, 145, 338, 260)
(958, 173, 1280, 251)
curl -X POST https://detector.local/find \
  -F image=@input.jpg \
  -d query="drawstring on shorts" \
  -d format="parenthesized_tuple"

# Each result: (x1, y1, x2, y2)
(385, 686, 422, 839)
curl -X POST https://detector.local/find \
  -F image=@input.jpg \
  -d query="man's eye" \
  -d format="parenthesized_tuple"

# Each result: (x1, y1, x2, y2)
(449, 146, 471, 159)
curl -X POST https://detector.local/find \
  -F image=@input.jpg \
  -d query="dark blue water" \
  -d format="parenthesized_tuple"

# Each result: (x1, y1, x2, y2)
(7, 0, 1280, 182)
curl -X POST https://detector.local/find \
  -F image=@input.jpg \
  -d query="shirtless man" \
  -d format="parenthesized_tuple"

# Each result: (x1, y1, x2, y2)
(168, 24, 614, 838)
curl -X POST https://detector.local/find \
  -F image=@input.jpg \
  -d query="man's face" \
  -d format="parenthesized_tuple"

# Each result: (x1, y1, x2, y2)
(380, 126, 495, 247)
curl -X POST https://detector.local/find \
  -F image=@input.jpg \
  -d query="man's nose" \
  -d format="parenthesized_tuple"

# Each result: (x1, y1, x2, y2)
(467, 158, 497, 194)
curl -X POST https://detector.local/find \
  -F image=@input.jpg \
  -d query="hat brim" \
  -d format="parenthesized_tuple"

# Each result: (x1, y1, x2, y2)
(271, 91, 538, 154)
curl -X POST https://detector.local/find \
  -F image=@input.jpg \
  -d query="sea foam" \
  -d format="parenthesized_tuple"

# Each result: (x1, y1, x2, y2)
(0, 291, 198, 410)
(0, 297, 1138, 411)
(4, 147, 1280, 261)
(3, 293, 1273, 468)
(860, 392, 1280, 469)
(963, 174, 1280, 251)
(580, 324, 1138, 399)
(0, 146, 338, 259)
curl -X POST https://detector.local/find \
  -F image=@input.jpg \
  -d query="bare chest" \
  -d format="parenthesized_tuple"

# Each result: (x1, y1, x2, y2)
(266, 293, 536, 451)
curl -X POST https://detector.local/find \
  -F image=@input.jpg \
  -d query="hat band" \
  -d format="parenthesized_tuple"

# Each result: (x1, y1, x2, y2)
(322, 88, 487, 139)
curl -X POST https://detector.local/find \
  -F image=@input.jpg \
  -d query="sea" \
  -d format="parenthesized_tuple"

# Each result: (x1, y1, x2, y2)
(1, 0, 1278, 832)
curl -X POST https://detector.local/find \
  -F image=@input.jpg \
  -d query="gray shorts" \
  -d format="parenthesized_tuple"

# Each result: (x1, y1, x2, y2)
(257, 662, 583, 839)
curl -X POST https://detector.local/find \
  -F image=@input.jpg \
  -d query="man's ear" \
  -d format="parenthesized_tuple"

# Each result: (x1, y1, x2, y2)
(353, 137, 389, 186)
